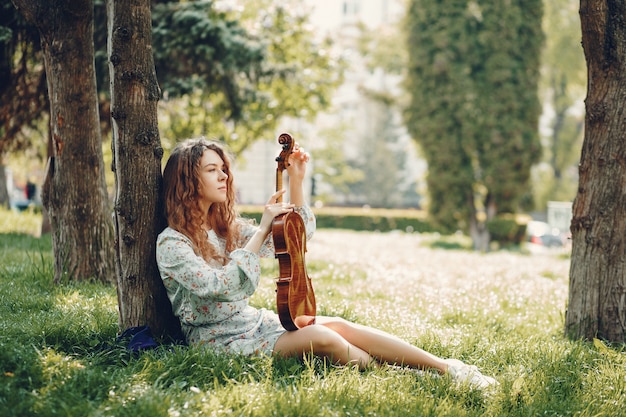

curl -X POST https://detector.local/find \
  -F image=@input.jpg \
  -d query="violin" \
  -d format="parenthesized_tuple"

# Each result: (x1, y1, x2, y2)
(272, 133, 316, 331)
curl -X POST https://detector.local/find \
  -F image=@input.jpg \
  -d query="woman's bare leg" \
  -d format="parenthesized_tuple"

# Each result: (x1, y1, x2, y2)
(273, 316, 449, 372)
(316, 316, 449, 372)
(273, 322, 374, 368)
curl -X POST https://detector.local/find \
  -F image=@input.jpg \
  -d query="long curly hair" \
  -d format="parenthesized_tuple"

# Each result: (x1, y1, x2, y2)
(162, 138, 241, 263)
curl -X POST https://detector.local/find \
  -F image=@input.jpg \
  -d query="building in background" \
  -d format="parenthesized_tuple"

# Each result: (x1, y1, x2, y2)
(235, 0, 425, 208)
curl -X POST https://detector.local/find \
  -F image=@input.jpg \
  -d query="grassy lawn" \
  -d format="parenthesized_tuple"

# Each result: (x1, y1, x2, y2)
(1, 208, 625, 416)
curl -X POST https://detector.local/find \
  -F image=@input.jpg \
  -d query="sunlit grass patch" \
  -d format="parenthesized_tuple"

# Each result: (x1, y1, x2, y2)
(0, 206, 42, 236)
(45, 286, 119, 349)
(37, 347, 86, 383)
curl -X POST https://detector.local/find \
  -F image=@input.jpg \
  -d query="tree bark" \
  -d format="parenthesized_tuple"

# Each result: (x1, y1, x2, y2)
(12, 0, 115, 283)
(107, 0, 182, 340)
(566, 0, 626, 342)
(0, 164, 9, 209)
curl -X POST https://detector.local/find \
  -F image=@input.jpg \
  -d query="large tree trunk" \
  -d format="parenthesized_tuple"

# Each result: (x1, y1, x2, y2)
(107, 0, 182, 340)
(565, 1, 626, 342)
(12, 0, 115, 283)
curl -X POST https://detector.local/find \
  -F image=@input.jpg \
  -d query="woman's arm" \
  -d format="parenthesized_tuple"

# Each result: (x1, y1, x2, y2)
(239, 143, 314, 258)
(286, 143, 309, 207)
(242, 189, 297, 254)
(157, 230, 259, 301)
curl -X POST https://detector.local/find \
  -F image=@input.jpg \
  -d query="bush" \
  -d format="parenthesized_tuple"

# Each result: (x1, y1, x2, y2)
(487, 213, 530, 245)
(239, 205, 437, 233)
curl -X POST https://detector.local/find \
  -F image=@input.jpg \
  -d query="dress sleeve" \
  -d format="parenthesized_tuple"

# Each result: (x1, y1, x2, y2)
(156, 229, 261, 302)
(295, 205, 316, 240)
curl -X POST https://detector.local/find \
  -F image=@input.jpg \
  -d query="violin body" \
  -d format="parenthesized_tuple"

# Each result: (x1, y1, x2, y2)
(272, 133, 316, 331)
(273, 210, 316, 330)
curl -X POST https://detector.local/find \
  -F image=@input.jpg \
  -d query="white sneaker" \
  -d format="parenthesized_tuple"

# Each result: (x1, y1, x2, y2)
(445, 359, 499, 389)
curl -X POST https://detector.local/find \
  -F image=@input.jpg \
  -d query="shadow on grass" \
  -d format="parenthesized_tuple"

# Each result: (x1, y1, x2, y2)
(423, 233, 473, 251)
(424, 234, 532, 253)
(428, 240, 471, 250)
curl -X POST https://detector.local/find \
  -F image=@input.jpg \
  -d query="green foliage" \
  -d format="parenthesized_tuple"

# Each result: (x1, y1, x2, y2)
(0, 1, 47, 155)
(404, 1, 544, 234)
(4, 1, 342, 159)
(152, 1, 265, 113)
(357, 22, 407, 76)
(486, 213, 529, 245)
(154, 0, 344, 155)
(2, 232, 626, 415)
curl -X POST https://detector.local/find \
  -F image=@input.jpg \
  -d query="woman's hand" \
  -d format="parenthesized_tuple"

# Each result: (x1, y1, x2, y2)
(258, 190, 295, 235)
(286, 143, 310, 183)
(245, 190, 295, 254)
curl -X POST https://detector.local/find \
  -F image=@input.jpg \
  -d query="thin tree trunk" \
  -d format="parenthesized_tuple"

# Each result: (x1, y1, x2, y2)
(566, 0, 626, 342)
(107, 0, 182, 340)
(469, 190, 493, 252)
(40, 130, 53, 235)
(0, 163, 9, 209)
(12, 0, 115, 283)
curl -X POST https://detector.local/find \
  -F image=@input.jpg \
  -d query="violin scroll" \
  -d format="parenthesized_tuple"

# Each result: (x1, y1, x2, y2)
(275, 133, 294, 172)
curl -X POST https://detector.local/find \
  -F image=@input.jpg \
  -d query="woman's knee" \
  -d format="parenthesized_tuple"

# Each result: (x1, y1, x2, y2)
(318, 316, 359, 335)
(274, 323, 346, 355)
(302, 324, 347, 351)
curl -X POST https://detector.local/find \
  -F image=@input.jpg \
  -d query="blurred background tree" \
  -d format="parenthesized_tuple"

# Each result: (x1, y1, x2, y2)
(532, 0, 586, 210)
(309, 123, 364, 205)
(404, 0, 544, 250)
(351, 23, 416, 208)
(350, 95, 407, 208)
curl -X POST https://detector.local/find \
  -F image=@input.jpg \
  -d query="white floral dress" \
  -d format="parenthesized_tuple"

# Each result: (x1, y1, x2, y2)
(156, 206, 316, 356)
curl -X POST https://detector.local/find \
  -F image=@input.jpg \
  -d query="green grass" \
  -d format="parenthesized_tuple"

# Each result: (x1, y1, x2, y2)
(1, 209, 625, 416)
(0, 206, 43, 237)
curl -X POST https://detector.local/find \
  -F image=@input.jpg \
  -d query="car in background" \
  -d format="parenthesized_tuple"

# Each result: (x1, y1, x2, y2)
(526, 220, 565, 248)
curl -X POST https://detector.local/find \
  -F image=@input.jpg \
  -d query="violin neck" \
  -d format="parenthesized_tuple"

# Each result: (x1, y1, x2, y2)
(275, 169, 284, 203)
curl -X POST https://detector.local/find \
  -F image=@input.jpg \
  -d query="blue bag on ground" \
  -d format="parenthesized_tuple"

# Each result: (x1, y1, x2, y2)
(117, 325, 159, 352)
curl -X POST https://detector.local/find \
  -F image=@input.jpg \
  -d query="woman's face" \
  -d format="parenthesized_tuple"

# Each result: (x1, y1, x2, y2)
(197, 149, 229, 209)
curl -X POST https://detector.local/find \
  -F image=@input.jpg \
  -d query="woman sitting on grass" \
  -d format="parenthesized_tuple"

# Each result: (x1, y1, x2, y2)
(156, 137, 497, 389)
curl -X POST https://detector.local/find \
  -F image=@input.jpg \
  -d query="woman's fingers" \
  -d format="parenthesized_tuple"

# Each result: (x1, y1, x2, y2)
(263, 202, 295, 224)
(267, 189, 286, 204)
(290, 144, 310, 163)
(260, 199, 295, 232)
(265, 190, 295, 215)
(268, 202, 295, 211)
